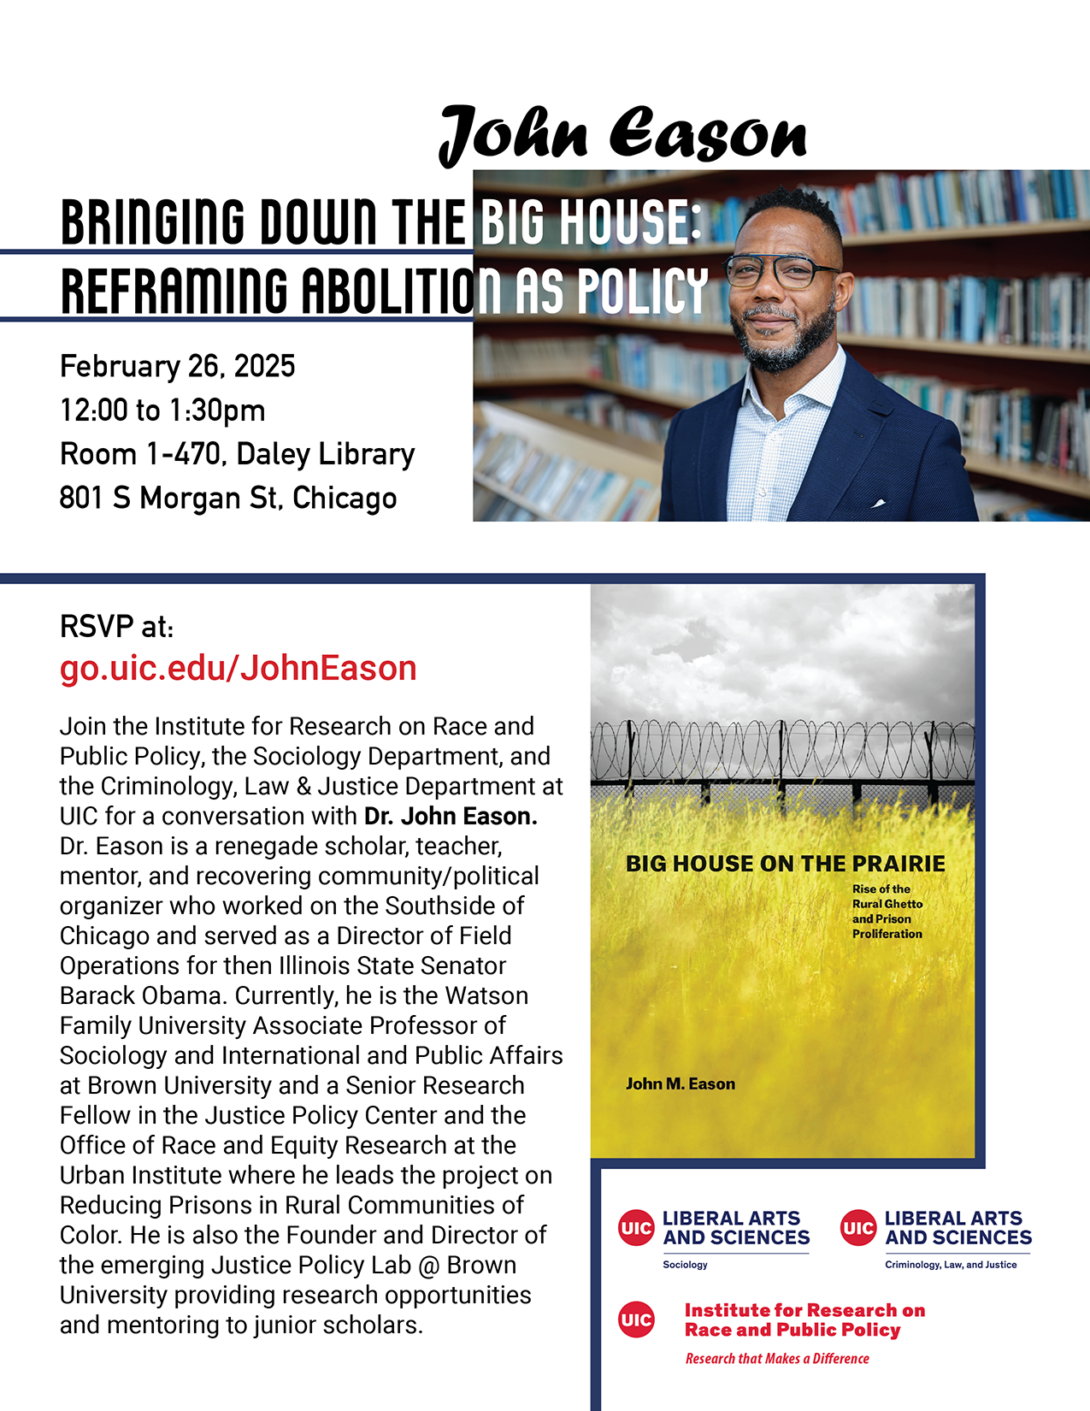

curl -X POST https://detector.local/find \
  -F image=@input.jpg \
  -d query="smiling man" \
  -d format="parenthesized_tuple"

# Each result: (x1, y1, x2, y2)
(658, 186, 978, 521)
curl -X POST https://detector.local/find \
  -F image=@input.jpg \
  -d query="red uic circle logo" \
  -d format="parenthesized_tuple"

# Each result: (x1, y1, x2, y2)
(618, 1210, 655, 1246)
(840, 1208, 878, 1245)
(618, 1301, 655, 1337)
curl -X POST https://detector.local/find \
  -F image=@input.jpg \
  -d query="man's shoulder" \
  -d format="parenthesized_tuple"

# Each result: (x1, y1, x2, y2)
(837, 353, 951, 433)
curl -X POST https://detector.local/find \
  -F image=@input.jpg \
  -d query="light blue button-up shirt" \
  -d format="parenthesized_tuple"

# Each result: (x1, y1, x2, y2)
(726, 344, 847, 521)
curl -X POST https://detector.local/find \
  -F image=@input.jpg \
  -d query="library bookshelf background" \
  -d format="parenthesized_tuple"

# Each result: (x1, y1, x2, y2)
(472, 168, 1090, 522)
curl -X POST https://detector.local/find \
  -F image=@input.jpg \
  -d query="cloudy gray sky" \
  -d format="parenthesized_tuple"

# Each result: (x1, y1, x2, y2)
(591, 583, 975, 726)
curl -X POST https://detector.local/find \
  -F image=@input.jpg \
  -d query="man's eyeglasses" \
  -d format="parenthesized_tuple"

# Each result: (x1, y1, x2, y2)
(722, 254, 841, 290)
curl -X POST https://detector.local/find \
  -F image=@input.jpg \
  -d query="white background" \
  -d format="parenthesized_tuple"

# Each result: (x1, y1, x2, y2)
(2, 4, 1086, 1408)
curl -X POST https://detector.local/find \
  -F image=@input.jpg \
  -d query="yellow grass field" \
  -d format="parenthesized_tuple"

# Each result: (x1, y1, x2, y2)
(591, 791, 975, 1159)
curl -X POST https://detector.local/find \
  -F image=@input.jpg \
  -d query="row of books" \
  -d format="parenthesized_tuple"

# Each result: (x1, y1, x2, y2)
(839, 275, 1088, 350)
(476, 330, 929, 413)
(594, 338, 1090, 467)
(475, 330, 741, 399)
(491, 393, 671, 443)
(880, 375, 1089, 475)
(595, 336, 749, 402)
(474, 335, 598, 381)
(822, 170, 1090, 235)
(576, 392, 669, 442)
(474, 171, 1090, 249)
(472, 423, 658, 521)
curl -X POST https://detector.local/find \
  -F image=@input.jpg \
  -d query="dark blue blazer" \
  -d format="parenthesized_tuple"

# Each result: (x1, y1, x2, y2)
(658, 351, 978, 521)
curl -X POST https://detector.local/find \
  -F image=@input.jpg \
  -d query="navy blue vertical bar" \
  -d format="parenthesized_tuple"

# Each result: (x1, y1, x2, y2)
(974, 578, 986, 1164)
(590, 1163, 602, 1407)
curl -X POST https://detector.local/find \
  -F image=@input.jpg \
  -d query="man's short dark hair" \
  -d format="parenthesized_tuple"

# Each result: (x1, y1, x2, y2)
(740, 186, 843, 260)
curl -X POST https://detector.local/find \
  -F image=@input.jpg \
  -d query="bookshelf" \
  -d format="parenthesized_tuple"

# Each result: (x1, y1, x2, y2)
(474, 169, 1090, 510)
(473, 401, 661, 522)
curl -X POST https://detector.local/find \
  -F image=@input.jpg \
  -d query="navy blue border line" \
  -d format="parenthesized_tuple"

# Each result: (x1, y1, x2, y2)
(0, 573, 984, 587)
(0, 248, 469, 256)
(590, 1166, 602, 1398)
(0, 316, 473, 323)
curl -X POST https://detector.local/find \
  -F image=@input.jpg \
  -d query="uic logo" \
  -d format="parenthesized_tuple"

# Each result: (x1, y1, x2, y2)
(618, 1301, 655, 1337)
(840, 1209, 878, 1246)
(618, 1210, 655, 1246)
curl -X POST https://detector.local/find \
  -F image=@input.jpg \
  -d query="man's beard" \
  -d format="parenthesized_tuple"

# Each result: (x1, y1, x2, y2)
(731, 293, 838, 373)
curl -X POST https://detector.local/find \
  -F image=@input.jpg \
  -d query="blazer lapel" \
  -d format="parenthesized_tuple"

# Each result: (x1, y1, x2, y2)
(786, 355, 893, 522)
(698, 381, 743, 521)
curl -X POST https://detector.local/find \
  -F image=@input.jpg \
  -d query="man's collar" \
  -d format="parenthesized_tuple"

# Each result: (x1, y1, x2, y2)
(741, 343, 847, 413)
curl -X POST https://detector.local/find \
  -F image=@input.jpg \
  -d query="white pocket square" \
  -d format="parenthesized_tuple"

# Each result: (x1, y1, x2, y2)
(871, 499, 886, 508)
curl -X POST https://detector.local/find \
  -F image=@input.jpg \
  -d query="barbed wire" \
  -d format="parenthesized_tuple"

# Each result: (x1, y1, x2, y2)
(590, 720, 975, 783)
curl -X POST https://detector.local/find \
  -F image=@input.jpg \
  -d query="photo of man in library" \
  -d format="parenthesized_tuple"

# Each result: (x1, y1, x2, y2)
(658, 187, 979, 521)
